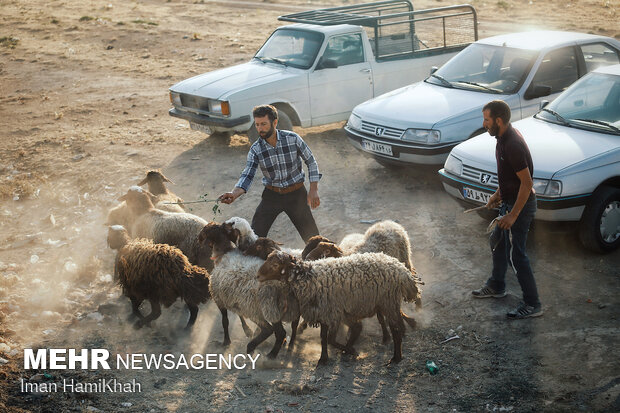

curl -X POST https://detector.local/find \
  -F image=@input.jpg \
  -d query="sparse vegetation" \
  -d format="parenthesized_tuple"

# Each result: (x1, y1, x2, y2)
(0, 35, 19, 48)
(79, 16, 94, 21)
(51, 18, 60, 24)
(497, 0, 509, 9)
(132, 19, 158, 26)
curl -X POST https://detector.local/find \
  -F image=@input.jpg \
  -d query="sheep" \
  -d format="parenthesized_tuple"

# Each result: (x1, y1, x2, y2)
(137, 170, 186, 212)
(242, 237, 282, 261)
(119, 186, 213, 271)
(198, 222, 290, 358)
(257, 251, 421, 365)
(105, 171, 185, 230)
(224, 216, 303, 257)
(106, 225, 210, 330)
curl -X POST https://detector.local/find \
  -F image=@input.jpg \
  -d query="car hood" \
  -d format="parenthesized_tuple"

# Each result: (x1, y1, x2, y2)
(452, 117, 620, 178)
(169, 61, 300, 100)
(353, 81, 504, 129)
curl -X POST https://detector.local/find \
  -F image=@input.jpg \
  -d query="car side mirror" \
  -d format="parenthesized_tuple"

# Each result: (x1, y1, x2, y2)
(430, 66, 438, 75)
(539, 100, 550, 110)
(317, 57, 338, 70)
(525, 84, 552, 100)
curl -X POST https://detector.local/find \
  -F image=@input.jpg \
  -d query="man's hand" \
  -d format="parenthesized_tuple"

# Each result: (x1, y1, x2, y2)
(486, 191, 502, 209)
(219, 187, 245, 205)
(498, 212, 517, 230)
(307, 182, 320, 210)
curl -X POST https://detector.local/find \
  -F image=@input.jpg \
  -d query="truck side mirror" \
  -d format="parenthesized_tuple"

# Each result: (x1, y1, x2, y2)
(430, 66, 438, 75)
(317, 57, 338, 70)
(525, 84, 551, 100)
(539, 100, 550, 110)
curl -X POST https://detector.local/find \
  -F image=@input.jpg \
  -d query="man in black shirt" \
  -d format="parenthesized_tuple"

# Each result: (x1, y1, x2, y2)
(472, 100, 542, 319)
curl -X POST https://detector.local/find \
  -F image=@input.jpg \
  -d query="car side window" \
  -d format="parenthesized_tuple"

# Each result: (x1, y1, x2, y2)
(530, 46, 579, 94)
(580, 43, 620, 72)
(321, 34, 364, 67)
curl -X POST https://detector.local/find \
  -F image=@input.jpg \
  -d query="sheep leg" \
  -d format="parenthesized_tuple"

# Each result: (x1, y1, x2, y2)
(318, 323, 329, 365)
(327, 325, 348, 352)
(401, 310, 417, 329)
(239, 315, 254, 338)
(297, 319, 308, 334)
(266, 322, 286, 359)
(246, 325, 274, 354)
(129, 296, 144, 321)
(134, 299, 161, 329)
(342, 321, 361, 357)
(376, 311, 391, 344)
(219, 307, 231, 347)
(288, 316, 300, 350)
(388, 317, 405, 365)
(184, 303, 199, 330)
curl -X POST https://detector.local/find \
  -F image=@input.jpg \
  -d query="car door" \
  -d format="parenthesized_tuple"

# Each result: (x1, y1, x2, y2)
(520, 46, 580, 117)
(308, 33, 372, 125)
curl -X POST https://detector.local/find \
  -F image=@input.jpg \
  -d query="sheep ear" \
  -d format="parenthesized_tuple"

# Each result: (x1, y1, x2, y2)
(137, 177, 148, 186)
(161, 174, 174, 184)
(117, 194, 127, 202)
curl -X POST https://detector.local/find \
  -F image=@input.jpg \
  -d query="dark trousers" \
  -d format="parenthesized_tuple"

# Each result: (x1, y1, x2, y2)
(251, 186, 319, 243)
(487, 195, 540, 307)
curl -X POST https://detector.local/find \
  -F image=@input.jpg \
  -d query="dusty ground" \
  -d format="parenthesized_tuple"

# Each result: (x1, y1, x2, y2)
(1, 0, 619, 412)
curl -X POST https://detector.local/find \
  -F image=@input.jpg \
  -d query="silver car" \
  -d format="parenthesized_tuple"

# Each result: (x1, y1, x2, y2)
(439, 64, 620, 252)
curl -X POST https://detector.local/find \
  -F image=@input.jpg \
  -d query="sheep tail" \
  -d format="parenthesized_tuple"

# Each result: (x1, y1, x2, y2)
(178, 265, 211, 305)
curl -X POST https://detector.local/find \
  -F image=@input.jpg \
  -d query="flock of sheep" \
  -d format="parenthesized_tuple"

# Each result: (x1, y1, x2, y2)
(105, 171, 423, 365)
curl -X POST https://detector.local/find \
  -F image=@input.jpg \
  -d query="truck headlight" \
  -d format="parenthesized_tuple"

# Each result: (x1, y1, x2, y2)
(402, 129, 440, 143)
(209, 100, 230, 116)
(533, 179, 562, 196)
(169, 91, 182, 107)
(444, 154, 462, 176)
(347, 113, 362, 130)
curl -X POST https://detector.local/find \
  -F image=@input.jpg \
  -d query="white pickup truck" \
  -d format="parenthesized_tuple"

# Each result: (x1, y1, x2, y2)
(168, 1, 477, 140)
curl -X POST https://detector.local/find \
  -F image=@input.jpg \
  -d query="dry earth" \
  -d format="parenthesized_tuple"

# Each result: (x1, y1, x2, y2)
(1, 0, 619, 412)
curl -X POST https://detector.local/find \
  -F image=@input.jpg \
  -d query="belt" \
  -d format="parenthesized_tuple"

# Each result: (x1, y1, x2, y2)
(265, 182, 304, 194)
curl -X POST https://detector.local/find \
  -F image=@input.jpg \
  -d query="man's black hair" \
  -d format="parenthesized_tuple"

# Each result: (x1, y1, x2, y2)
(252, 105, 278, 122)
(483, 100, 511, 124)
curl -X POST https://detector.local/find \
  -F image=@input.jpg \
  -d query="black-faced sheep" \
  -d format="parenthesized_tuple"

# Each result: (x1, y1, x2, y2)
(198, 223, 290, 358)
(257, 251, 420, 365)
(118, 187, 213, 271)
(107, 225, 210, 329)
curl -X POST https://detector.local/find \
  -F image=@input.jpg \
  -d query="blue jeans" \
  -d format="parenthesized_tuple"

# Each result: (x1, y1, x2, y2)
(487, 195, 540, 307)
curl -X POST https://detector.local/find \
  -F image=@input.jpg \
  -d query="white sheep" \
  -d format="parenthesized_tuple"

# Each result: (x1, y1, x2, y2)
(105, 170, 184, 231)
(224, 216, 302, 257)
(198, 222, 293, 358)
(257, 251, 421, 365)
(106, 225, 210, 330)
(119, 186, 213, 271)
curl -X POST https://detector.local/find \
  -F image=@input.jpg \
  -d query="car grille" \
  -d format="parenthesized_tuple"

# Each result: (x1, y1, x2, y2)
(180, 94, 209, 112)
(361, 120, 405, 140)
(462, 164, 498, 187)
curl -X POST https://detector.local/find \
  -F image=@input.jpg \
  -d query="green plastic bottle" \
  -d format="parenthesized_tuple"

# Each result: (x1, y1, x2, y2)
(426, 360, 438, 375)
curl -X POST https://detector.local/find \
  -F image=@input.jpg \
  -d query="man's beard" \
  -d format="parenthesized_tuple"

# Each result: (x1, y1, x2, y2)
(486, 119, 500, 137)
(259, 124, 275, 139)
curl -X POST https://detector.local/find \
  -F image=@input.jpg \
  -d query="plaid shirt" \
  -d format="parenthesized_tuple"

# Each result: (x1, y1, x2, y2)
(235, 129, 321, 192)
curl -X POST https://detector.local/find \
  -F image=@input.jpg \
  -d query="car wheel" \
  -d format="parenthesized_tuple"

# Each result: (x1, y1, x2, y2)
(578, 185, 620, 253)
(246, 110, 293, 142)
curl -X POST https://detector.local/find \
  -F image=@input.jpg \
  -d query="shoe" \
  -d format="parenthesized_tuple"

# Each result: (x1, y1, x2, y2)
(472, 285, 506, 298)
(507, 302, 543, 319)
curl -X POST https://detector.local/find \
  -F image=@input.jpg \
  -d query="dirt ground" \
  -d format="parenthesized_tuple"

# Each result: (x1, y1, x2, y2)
(1, 0, 619, 412)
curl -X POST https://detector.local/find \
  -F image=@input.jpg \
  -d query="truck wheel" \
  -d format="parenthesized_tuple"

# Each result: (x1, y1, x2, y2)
(578, 185, 620, 253)
(246, 111, 293, 142)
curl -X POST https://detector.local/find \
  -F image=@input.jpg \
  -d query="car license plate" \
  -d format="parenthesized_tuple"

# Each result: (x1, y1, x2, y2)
(362, 139, 393, 156)
(189, 122, 212, 134)
(462, 187, 491, 204)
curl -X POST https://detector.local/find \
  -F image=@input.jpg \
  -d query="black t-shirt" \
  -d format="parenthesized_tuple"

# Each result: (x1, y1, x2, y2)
(495, 124, 534, 204)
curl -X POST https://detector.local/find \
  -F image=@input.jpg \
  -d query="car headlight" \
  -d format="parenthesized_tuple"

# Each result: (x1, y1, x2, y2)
(169, 91, 182, 107)
(533, 178, 562, 196)
(209, 100, 230, 116)
(444, 154, 462, 176)
(402, 129, 440, 143)
(347, 113, 362, 130)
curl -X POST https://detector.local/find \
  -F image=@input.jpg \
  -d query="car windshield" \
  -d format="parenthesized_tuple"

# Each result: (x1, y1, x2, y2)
(254, 29, 324, 70)
(427, 43, 537, 94)
(536, 71, 620, 135)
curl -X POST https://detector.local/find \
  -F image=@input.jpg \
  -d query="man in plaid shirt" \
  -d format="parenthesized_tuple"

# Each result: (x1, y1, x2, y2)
(219, 105, 321, 242)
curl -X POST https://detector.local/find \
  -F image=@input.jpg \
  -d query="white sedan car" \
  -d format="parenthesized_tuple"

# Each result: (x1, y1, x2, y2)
(439, 64, 620, 252)
(346, 31, 620, 165)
